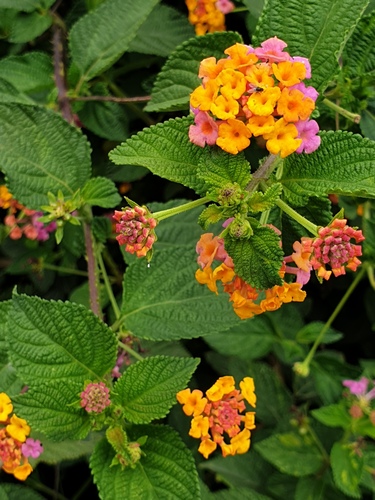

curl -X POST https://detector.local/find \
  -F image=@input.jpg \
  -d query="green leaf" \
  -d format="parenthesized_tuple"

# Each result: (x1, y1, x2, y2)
(0, 301, 10, 364)
(0, 103, 91, 209)
(210, 488, 272, 500)
(254, 0, 368, 92)
(204, 316, 274, 360)
(32, 431, 101, 464)
(311, 403, 352, 429)
(0, 0, 54, 11)
(343, 12, 375, 77)
(225, 226, 283, 289)
(7, 10, 53, 44)
(197, 148, 251, 192)
(281, 131, 375, 205)
(331, 442, 363, 498)
(109, 116, 209, 196)
(0, 77, 33, 104)
(255, 432, 324, 477)
(360, 449, 375, 492)
(295, 476, 345, 500)
(13, 380, 91, 441)
(0, 484, 45, 500)
(81, 177, 121, 208)
(247, 183, 283, 213)
(128, 4, 194, 57)
(360, 105, 375, 141)
(7, 293, 117, 384)
(90, 425, 200, 500)
(296, 322, 343, 345)
(0, 364, 23, 397)
(112, 356, 199, 424)
(121, 247, 239, 341)
(69, 0, 159, 82)
(145, 31, 242, 112)
(0, 52, 53, 97)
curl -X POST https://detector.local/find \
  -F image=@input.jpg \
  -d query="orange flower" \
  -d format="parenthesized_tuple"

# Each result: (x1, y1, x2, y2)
(216, 118, 251, 154)
(246, 63, 274, 89)
(276, 88, 315, 122)
(272, 60, 306, 86)
(217, 68, 247, 99)
(190, 79, 219, 111)
(247, 115, 275, 136)
(263, 118, 302, 158)
(195, 266, 219, 294)
(224, 43, 258, 72)
(176, 388, 208, 416)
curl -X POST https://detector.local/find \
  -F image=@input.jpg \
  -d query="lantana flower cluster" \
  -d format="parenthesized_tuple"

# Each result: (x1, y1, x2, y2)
(113, 205, 158, 259)
(80, 382, 111, 414)
(195, 218, 364, 319)
(189, 37, 320, 158)
(342, 377, 375, 423)
(185, 0, 234, 35)
(0, 185, 56, 241)
(177, 376, 256, 458)
(0, 392, 43, 481)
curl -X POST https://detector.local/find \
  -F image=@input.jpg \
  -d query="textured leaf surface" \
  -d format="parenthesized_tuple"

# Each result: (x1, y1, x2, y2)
(7, 10, 52, 44)
(112, 356, 199, 423)
(121, 247, 239, 341)
(7, 293, 117, 384)
(0, 77, 33, 104)
(13, 381, 90, 441)
(331, 442, 363, 498)
(128, 4, 194, 57)
(0, 52, 53, 95)
(69, 0, 159, 81)
(110, 116, 208, 194)
(225, 226, 284, 289)
(254, 0, 368, 92)
(311, 404, 352, 428)
(360, 104, 375, 141)
(0, 484, 45, 500)
(343, 12, 375, 76)
(281, 131, 375, 205)
(81, 177, 121, 208)
(146, 31, 242, 112)
(255, 432, 323, 476)
(0, 104, 91, 209)
(91, 425, 200, 500)
(0, 0, 54, 10)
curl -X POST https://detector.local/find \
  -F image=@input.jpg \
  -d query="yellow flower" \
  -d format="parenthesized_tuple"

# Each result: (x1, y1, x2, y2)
(11, 462, 33, 481)
(176, 388, 207, 416)
(0, 392, 13, 422)
(210, 94, 239, 120)
(246, 63, 274, 89)
(216, 68, 247, 99)
(190, 415, 210, 438)
(230, 428, 250, 454)
(224, 43, 258, 72)
(247, 115, 275, 137)
(206, 376, 235, 401)
(195, 266, 219, 294)
(263, 118, 302, 158)
(190, 80, 219, 111)
(216, 118, 251, 154)
(272, 60, 306, 87)
(198, 437, 217, 458)
(239, 377, 256, 407)
(6, 414, 30, 443)
(0, 185, 13, 209)
(246, 86, 281, 116)
(276, 88, 315, 122)
(244, 411, 256, 430)
(213, 263, 235, 284)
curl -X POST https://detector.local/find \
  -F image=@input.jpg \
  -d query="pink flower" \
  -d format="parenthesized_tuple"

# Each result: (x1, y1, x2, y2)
(290, 82, 319, 102)
(215, 0, 235, 14)
(189, 111, 219, 148)
(21, 438, 43, 459)
(295, 119, 321, 154)
(253, 36, 291, 63)
(343, 377, 375, 401)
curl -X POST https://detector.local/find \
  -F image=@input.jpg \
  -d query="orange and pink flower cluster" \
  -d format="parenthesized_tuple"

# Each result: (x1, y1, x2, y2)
(177, 376, 256, 458)
(195, 232, 306, 319)
(189, 37, 320, 158)
(185, 0, 234, 35)
(0, 392, 43, 481)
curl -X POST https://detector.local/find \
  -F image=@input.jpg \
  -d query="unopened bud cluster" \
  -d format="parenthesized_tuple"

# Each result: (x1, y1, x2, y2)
(80, 382, 111, 414)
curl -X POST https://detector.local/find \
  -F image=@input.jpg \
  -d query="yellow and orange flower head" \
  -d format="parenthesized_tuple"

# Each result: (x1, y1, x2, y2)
(189, 37, 320, 157)
(177, 376, 256, 459)
(185, 0, 234, 35)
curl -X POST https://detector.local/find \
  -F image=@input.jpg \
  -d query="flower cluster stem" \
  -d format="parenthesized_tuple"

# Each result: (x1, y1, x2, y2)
(153, 196, 210, 222)
(118, 340, 144, 362)
(83, 221, 102, 319)
(322, 98, 361, 123)
(276, 199, 318, 236)
(97, 250, 121, 321)
(246, 154, 281, 193)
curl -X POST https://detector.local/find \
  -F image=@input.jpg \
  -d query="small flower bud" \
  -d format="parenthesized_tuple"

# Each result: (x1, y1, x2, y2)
(80, 382, 111, 414)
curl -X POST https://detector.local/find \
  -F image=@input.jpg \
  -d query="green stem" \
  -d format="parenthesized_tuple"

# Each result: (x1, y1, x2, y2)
(367, 265, 375, 290)
(97, 250, 121, 320)
(276, 199, 318, 236)
(246, 154, 282, 193)
(322, 98, 361, 123)
(83, 221, 102, 319)
(295, 265, 367, 376)
(118, 340, 144, 362)
(39, 262, 89, 277)
(108, 81, 155, 126)
(306, 424, 330, 463)
(153, 196, 210, 222)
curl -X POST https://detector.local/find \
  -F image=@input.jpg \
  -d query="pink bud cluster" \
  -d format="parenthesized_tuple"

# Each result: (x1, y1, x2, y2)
(80, 382, 111, 414)
(113, 206, 157, 258)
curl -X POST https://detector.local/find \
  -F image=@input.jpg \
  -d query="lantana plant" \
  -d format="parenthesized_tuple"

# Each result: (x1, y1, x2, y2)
(0, 0, 375, 499)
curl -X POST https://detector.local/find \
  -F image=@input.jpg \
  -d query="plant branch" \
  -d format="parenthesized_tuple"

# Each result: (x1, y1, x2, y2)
(153, 196, 210, 222)
(52, 24, 74, 124)
(70, 95, 151, 103)
(97, 250, 121, 320)
(276, 198, 318, 236)
(322, 98, 360, 123)
(246, 154, 281, 193)
(83, 222, 102, 318)
(118, 340, 144, 362)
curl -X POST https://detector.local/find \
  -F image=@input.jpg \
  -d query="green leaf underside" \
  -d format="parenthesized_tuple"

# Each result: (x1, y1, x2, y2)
(13, 381, 91, 441)
(81, 176, 121, 208)
(128, 4, 195, 58)
(145, 31, 242, 112)
(109, 116, 209, 195)
(91, 425, 200, 500)
(0, 103, 91, 209)
(112, 356, 199, 423)
(69, 0, 159, 82)
(225, 226, 284, 289)
(7, 293, 117, 384)
(121, 247, 239, 341)
(197, 148, 251, 192)
(255, 432, 323, 477)
(0, 51, 53, 95)
(281, 131, 375, 205)
(331, 442, 363, 498)
(254, 0, 369, 92)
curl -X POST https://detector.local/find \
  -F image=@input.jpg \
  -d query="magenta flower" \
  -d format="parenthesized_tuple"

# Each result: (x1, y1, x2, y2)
(189, 111, 219, 148)
(21, 438, 43, 459)
(343, 377, 375, 401)
(215, 0, 235, 14)
(290, 82, 319, 102)
(295, 119, 321, 154)
(80, 382, 111, 414)
(253, 36, 291, 63)
(32, 212, 57, 241)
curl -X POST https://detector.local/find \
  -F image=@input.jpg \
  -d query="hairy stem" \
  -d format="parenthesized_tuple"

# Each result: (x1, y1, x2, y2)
(52, 25, 74, 124)
(153, 196, 210, 221)
(83, 222, 102, 318)
(97, 250, 121, 320)
(246, 154, 282, 193)
(323, 98, 360, 123)
(276, 199, 318, 236)
(70, 95, 151, 103)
